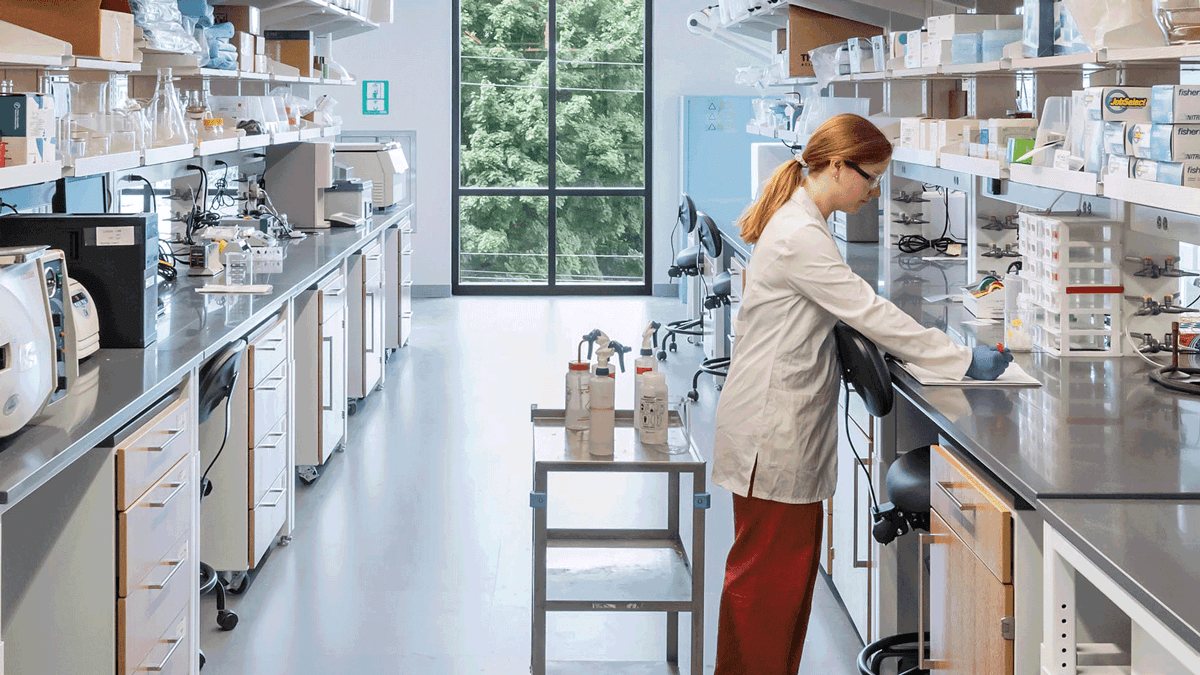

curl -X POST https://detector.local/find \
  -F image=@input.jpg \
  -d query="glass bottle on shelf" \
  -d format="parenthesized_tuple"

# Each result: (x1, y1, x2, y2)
(148, 67, 190, 147)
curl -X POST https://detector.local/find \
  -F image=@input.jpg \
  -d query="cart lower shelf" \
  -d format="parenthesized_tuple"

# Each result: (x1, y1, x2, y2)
(547, 661, 682, 674)
(547, 542, 693, 608)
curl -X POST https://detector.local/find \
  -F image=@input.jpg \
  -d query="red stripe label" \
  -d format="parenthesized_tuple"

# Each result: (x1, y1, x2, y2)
(636, 367, 653, 374)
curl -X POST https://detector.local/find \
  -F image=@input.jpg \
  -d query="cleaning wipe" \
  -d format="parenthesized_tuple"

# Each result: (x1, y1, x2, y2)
(1156, 159, 1200, 187)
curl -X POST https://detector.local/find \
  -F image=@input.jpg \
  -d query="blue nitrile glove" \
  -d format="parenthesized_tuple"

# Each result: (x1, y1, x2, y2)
(965, 345, 1014, 381)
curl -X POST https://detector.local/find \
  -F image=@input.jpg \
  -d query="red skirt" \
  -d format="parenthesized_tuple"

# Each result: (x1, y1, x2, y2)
(714, 492, 825, 675)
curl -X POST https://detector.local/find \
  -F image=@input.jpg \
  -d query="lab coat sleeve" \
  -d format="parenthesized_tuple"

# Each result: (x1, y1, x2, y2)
(773, 223, 972, 380)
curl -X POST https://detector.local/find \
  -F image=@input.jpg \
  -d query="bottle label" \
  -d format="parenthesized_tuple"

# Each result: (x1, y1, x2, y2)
(636, 367, 653, 374)
(639, 394, 666, 432)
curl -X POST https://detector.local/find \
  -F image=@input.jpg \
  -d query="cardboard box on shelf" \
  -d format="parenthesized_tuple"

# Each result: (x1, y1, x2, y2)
(904, 30, 923, 68)
(264, 29, 315, 78)
(255, 35, 267, 56)
(870, 35, 887, 71)
(1151, 124, 1200, 162)
(255, 54, 268, 73)
(3, 0, 136, 62)
(785, 6, 880, 79)
(927, 14, 1022, 40)
(900, 117, 926, 149)
(1155, 159, 1200, 187)
(936, 119, 975, 152)
(1104, 154, 1132, 179)
(922, 38, 953, 67)
(1151, 85, 1200, 124)
(1085, 86, 1152, 122)
(234, 31, 255, 72)
(0, 94, 55, 166)
(775, 29, 787, 54)
(212, 5, 260, 35)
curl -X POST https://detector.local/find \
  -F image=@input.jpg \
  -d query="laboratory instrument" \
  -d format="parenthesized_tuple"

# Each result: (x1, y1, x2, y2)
(633, 321, 660, 431)
(34, 248, 79, 407)
(68, 278, 100, 360)
(189, 242, 224, 276)
(334, 142, 409, 209)
(328, 212, 366, 228)
(324, 178, 374, 223)
(264, 141, 334, 228)
(637, 371, 669, 445)
(0, 247, 56, 439)
(0, 213, 160, 348)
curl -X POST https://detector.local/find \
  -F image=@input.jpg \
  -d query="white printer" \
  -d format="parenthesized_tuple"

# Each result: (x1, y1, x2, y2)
(334, 142, 409, 210)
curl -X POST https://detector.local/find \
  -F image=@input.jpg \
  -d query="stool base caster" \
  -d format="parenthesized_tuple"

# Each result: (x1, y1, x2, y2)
(217, 609, 239, 631)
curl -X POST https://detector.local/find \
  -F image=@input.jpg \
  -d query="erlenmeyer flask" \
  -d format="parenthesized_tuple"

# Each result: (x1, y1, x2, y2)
(149, 67, 190, 147)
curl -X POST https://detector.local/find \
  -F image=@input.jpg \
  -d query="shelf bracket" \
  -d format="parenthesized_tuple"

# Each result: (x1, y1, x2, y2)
(530, 491, 547, 509)
(693, 493, 711, 510)
(686, 10, 774, 62)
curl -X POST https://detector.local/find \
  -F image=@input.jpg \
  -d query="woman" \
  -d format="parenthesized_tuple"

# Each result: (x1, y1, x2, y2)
(711, 113, 1010, 674)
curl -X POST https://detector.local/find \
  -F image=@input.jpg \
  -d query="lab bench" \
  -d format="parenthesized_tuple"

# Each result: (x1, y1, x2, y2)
(0, 204, 412, 675)
(714, 223, 1200, 673)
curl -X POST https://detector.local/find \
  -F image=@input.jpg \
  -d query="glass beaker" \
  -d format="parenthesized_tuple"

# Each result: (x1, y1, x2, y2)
(663, 396, 693, 456)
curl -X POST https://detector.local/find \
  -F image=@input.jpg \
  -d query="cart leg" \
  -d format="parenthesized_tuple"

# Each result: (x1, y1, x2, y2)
(531, 468, 548, 675)
(667, 612, 679, 665)
(667, 471, 680, 664)
(692, 469, 707, 675)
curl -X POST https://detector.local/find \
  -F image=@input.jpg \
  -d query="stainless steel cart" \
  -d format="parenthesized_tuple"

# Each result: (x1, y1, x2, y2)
(530, 405, 709, 675)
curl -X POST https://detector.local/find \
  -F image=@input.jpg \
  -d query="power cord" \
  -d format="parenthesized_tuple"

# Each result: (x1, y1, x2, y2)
(0, 198, 20, 214)
(895, 186, 965, 255)
(124, 175, 158, 213)
(845, 386, 881, 513)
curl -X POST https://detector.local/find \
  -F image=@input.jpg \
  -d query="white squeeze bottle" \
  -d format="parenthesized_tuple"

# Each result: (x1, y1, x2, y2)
(588, 345, 617, 456)
(633, 321, 660, 432)
(639, 371, 669, 445)
(565, 330, 603, 431)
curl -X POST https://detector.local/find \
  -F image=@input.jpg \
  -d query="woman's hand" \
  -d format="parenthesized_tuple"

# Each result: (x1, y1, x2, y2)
(965, 345, 1014, 381)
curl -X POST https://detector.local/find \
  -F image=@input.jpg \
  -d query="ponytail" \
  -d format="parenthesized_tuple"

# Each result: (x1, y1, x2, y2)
(737, 114, 893, 246)
(740, 160, 806, 245)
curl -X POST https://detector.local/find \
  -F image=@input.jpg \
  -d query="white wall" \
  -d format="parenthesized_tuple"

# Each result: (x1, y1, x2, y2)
(323, 0, 750, 293)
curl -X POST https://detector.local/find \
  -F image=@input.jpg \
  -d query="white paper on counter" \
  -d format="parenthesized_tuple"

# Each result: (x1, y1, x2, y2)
(899, 360, 1041, 387)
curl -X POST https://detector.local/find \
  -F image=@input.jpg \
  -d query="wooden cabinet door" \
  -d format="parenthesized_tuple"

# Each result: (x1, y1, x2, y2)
(927, 510, 1014, 675)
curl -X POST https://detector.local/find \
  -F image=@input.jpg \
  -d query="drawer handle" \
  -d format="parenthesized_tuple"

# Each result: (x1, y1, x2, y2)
(402, 280, 414, 288)
(324, 288, 345, 298)
(935, 481, 980, 512)
(137, 636, 183, 672)
(147, 481, 188, 508)
(256, 373, 288, 391)
(401, 247, 413, 255)
(322, 335, 335, 410)
(140, 428, 187, 452)
(261, 486, 286, 508)
(918, 532, 951, 671)
(255, 338, 286, 352)
(260, 430, 287, 450)
(366, 254, 383, 261)
(402, 311, 413, 319)
(144, 557, 186, 591)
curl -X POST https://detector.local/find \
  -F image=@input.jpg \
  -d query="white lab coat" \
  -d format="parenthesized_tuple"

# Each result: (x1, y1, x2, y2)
(712, 187, 971, 505)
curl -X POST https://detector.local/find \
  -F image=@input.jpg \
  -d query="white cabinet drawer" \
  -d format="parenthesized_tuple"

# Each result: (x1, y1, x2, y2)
(131, 606, 189, 675)
(119, 456, 193, 598)
(249, 362, 289, 448)
(400, 226, 412, 254)
(249, 469, 288, 567)
(318, 270, 346, 322)
(250, 413, 288, 507)
(248, 315, 288, 388)
(118, 539, 190, 675)
(362, 239, 384, 281)
(114, 392, 192, 511)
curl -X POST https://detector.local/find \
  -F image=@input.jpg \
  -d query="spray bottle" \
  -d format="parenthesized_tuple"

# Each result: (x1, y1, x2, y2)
(588, 340, 629, 456)
(565, 330, 603, 431)
(633, 322, 661, 432)
(638, 371, 669, 445)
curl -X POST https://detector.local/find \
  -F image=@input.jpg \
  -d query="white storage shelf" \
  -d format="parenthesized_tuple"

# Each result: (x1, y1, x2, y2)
(1010, 164, 1102, 196)
(1102, 174, 1200, 215)
(940, 153, 1008, 180)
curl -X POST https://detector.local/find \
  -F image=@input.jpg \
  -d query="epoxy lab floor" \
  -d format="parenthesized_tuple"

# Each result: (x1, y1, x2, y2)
(199, 296, 863, 674)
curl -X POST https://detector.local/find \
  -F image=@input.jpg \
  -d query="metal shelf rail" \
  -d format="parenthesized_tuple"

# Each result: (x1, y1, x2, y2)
(530, 406, 709, 675)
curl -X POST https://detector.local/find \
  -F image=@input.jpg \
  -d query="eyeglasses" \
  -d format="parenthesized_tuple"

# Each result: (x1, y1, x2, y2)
(845, 161, 883, 189)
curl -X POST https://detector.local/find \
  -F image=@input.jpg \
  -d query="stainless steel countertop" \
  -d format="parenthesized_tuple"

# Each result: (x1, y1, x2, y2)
(1038, 499, 1200, 654)
(0, 206, 411, 511)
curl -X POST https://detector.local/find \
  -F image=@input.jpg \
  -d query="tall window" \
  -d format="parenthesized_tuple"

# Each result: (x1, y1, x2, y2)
(453, 0, 651, 293)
